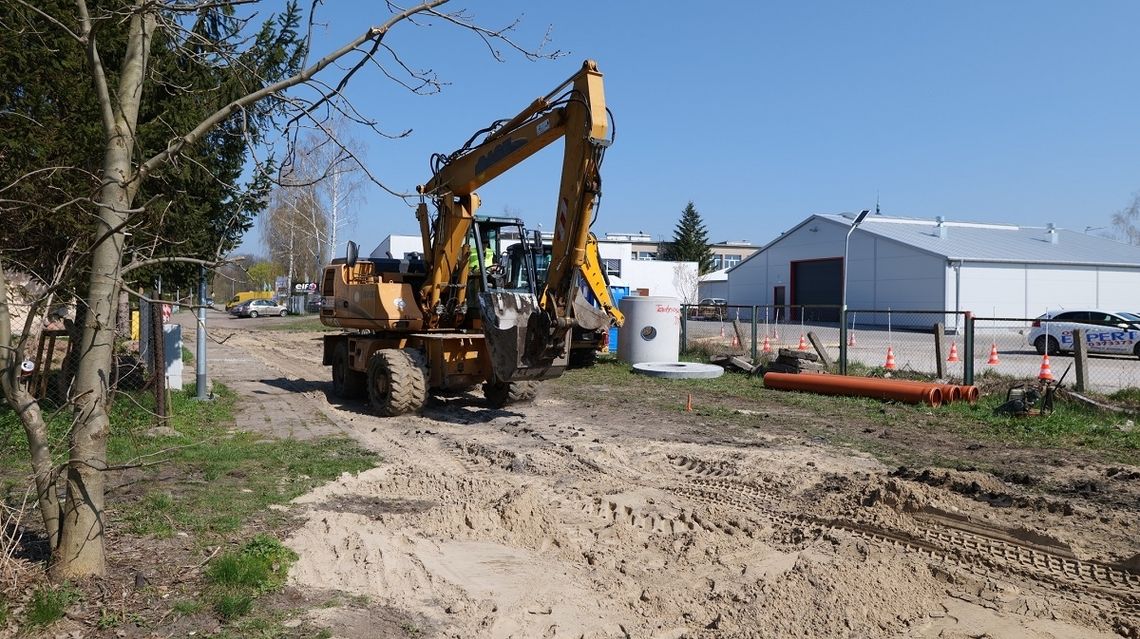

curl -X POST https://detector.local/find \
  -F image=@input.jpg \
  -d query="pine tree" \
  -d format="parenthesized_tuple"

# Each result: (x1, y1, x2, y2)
(662, 201, 714, 274)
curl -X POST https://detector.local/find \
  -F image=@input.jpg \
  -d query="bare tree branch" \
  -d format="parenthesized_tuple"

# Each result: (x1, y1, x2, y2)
(138, 0, 450, 182)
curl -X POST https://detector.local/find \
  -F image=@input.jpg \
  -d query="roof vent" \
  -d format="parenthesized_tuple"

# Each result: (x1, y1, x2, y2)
(1046, 223, 1058, 244)
(935, 215, 947, 239)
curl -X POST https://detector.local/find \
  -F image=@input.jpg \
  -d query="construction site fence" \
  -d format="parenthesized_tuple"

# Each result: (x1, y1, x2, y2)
(680, 305, 1140, 393)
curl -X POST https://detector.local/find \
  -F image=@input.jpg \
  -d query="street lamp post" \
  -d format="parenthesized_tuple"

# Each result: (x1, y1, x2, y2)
(840, 209, 870, 375)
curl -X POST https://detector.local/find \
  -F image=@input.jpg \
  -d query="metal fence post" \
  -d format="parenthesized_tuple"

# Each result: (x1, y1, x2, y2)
(1072, 328, 1089, 392)
(195, 265, 209, 400)
(750, 306, 758, 362)
(963, 312, 974, 385)
(933, 322, 946, 379)
(839, 307, 848, 375)
(680, 308, 688, 352)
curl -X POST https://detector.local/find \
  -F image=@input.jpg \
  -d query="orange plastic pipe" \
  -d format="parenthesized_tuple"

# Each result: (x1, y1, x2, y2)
(940, 385, 961, 404)
(958, 385, 979, 405)
(763, 372, 942, 407)
(874, 378, 962, 404)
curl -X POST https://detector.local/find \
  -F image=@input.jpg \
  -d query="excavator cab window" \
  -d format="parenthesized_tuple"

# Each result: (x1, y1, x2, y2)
(506, 242, 548, 292)
(471, 218, 538, 296)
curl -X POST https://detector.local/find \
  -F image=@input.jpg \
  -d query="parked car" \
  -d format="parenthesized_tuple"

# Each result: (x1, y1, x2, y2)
(224, 290, 274, 310)
(689, 297, 727, 321)
(1027, 309, 1140, 358)
(230, 298, 288, 318)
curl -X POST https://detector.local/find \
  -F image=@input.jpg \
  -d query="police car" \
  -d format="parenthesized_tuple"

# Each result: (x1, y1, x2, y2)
(1027, 309, 1140, 358)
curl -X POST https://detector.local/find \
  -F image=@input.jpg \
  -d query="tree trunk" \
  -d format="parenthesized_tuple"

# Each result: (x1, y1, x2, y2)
(53, 173, 129, 580)
(0, 268, 63, 552)
(117, 289, 130, 338)
(54, 3, 154, 577)
(17, 386, 63, 554)
(329, 170, 340, 266)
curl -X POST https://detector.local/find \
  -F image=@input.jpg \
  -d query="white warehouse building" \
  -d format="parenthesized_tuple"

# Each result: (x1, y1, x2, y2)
(727, 214, 1140, 327)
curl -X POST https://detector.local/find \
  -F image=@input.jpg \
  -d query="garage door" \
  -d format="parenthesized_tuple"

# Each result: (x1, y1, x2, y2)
(791, 258, 841, 322)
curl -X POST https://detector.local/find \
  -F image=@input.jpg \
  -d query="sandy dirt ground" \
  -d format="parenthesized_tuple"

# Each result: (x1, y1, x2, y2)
(206, 315, 1140, 639)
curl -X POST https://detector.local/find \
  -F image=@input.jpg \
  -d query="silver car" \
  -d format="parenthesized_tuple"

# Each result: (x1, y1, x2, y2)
(230, 298, 288, 318)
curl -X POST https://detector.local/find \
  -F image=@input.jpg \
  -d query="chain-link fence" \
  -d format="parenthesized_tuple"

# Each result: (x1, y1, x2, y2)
(971, 316, 1140, 393)
(680, 305, 1140, 393)
(15, 299, 176, 416)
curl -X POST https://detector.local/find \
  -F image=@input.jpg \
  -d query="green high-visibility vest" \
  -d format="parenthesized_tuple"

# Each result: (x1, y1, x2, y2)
(468, 245, 494, 271)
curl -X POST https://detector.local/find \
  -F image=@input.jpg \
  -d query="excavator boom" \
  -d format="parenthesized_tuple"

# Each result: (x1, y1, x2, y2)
(417, 60, 613, 383)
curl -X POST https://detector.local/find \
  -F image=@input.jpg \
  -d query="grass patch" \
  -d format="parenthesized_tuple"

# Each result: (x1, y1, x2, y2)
(1108, 387, 1140, 409)
(26, 584, 79, 628)
(553, 360, 1140, 463)
(2, 383, 378, 541)
(943, 390, 1140, 451)
(205, 535, 297, 620)
(172, 599, 204, 615)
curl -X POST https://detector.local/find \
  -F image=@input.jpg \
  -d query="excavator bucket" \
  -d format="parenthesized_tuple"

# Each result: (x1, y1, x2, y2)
(479, 291, 570, 382)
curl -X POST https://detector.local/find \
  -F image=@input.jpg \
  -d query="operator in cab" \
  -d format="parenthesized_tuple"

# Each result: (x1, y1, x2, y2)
(468, 242, 496, 274)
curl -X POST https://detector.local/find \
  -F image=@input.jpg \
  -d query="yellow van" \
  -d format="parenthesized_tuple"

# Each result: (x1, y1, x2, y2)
(224, 290, 274, 310)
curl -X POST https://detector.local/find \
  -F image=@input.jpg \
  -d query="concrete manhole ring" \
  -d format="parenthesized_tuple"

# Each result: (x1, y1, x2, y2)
(631, 362, 725, 379)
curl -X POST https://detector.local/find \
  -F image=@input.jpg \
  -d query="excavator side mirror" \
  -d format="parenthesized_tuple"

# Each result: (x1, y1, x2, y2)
(345, 241, 359, 268)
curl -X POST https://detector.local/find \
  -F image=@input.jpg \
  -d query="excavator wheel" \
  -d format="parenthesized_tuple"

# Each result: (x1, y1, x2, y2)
(367, 348, 428, 416)
(483, 380, 538, 409)
(331, 341, 366, 399)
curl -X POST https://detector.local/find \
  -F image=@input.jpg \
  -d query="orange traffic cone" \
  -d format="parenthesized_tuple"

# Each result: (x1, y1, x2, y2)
(1038, 353, 1053, 381)
(762, 335, 771, 353)
(847, 332, 856, 347)
(884, 346, 897, 371)
(797, 333, 808, 351)
(986, 343, 1000, 365)
(731, 334, 740, 348)
(685, 393, 693, 412)
(946, 342, 960, 363)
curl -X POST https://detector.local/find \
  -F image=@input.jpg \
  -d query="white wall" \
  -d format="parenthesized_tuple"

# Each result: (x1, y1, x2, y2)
(369, 235, 423, 259)
(867, 238, 945, 310)
(959, 262, 1140, 318)
(595, 242, 697, 301)
(698, 280, 728, 301)
(1095, 267, 1140, 312)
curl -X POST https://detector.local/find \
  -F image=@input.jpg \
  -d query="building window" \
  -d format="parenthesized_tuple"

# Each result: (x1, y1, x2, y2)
(723, 254, 742, 269)
(634, 251, 656, 261)
(602, 258, 621, 278)
(711, 254, 724, 270)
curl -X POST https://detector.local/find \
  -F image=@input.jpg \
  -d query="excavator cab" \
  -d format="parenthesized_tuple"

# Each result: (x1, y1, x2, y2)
(475, 222, 571, 382)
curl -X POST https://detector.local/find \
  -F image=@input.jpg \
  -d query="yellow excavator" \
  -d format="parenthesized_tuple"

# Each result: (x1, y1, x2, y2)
(319, 60, 615, 415)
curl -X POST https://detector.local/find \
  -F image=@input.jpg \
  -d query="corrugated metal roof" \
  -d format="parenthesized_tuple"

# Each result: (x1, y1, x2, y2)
(818, 214, 1140, 267)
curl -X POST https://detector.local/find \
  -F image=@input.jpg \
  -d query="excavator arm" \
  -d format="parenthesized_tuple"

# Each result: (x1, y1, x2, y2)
(415, 60, 613, 382)
(580, 233, 624, 327)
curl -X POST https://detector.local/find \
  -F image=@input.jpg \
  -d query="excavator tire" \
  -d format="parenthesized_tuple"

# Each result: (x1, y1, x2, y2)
(331, 341, 366, 399)
(483, 380, 538, 408)
(367, 348, 428, 416)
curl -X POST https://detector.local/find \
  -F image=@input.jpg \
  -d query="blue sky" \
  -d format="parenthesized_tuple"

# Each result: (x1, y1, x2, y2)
(247, 1, 1140, 256)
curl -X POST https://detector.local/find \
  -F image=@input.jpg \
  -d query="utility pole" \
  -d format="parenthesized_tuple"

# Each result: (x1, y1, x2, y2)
(840, 209, 870, 375)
